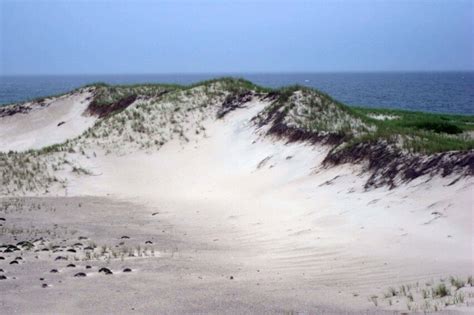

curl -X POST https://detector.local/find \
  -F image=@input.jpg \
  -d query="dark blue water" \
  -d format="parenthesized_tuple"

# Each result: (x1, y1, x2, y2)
(0, 72, 473, 115)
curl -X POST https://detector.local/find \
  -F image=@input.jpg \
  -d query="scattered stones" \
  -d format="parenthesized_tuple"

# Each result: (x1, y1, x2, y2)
(10, 260, 18, 265)
(73, 243, 83, 247)
(145, 241, 153, 244)
(14, 257, 23, 260)
(0, 218, 5, 221)
(41, 248, 50, 251)
(17, 241, 34, 248)
(55, 256, 67, 261)
(66, 264, 76, 268)
(85, 265, 92, 269)
(98, 267, 113, 275)
(74, 272, 87, 277)
(39, 277, 44, 281)
(0, 275, 7, 280)
(0, 256, 4, 260)
(66, 249, 76, 253)
(41, 283, 48, 288)
(123, 268, 132, 273)
(84, 246, 94, 251)
(50, 269, 58, 273)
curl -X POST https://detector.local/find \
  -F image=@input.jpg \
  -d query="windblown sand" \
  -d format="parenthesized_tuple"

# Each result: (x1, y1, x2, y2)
(0, 98, 472, 314)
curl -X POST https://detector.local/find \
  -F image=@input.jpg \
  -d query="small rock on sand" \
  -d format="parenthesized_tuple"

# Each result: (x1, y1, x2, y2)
(98, 267, 113, 275)
(50, 269, 58, 273)
(74, 272, 87, 277)
(123, 268, 132, 273)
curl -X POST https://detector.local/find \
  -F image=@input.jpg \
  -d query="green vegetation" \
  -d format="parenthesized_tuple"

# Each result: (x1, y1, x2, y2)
(377, 276, 473, 312)
(350, 107, 474, 153)
(253, 83, 473, 154)
(1, 77, 472, 194)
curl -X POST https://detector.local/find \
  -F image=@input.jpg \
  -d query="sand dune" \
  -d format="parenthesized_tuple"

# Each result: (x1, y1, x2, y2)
(0, 90, 95, 152)
(0, 84, 473, 314)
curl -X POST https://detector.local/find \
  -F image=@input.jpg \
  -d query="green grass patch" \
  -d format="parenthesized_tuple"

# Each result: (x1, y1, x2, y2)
(350, 107, 474, 153)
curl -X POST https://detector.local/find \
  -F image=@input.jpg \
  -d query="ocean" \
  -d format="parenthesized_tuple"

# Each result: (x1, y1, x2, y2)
(0, 72, 473, 115)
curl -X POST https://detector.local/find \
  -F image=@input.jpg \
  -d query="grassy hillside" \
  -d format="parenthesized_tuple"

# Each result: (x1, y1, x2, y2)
(0, 78, 472, 194)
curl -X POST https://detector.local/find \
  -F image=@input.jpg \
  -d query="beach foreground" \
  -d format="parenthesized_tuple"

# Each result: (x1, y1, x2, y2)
(0, 79, 473, 314)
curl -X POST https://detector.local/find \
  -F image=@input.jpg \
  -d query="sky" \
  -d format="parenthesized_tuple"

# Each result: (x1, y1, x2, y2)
(0, 0, 473, 75)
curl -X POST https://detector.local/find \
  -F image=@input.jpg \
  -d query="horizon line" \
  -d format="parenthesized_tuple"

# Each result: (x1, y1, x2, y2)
(1, 70, 474, 77)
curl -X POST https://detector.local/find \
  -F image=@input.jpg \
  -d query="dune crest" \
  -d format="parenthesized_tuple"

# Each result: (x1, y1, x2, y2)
(0, 79, 472, 313)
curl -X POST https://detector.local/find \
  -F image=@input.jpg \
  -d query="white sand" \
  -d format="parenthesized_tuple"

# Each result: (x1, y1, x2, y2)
(0, 91, 95, 152)
(0, 97, 473, 313)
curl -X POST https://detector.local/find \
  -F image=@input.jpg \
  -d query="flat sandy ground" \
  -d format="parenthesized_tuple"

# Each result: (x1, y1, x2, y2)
(0, 98, 473, 314)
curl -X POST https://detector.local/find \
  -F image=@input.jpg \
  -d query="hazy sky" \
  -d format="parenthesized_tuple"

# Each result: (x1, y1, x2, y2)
(1, 0, 473, 75)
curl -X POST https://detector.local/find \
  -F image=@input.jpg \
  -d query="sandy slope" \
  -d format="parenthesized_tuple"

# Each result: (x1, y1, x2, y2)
(0, 98, 473, 314)
(0, 90, 95, 152)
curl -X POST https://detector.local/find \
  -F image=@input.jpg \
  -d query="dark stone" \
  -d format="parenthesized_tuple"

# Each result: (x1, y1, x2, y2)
(74, 272, 87, 277)
(55, 256, 67, 261)
(66, 264, 76, 268)
(0, 275, 7, 280)
(123, 268, 132, 273)
(6, 245, 20, 251)
(85, 265, 92, 269)
(98, 267, 113, 275)
(67, 249, 76, 253)
(145, 241, 153, 244)
(10, 260, 18, 265)
(120, 236, 130, 239)
(42, 283, 48, 288)
(50, 269, 58, 273)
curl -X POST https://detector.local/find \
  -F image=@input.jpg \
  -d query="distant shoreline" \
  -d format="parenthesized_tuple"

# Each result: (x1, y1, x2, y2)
(1, 73, 473, 115)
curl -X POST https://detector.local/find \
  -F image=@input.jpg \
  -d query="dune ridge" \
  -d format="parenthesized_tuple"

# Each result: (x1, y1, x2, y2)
(0, 78, 473, 314)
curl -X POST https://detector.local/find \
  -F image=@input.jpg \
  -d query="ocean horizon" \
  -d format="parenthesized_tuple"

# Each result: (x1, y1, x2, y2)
(1, 71, 473, 115)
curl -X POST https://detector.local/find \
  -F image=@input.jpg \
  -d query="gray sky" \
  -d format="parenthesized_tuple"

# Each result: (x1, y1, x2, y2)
(1, 0, 473, 75)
